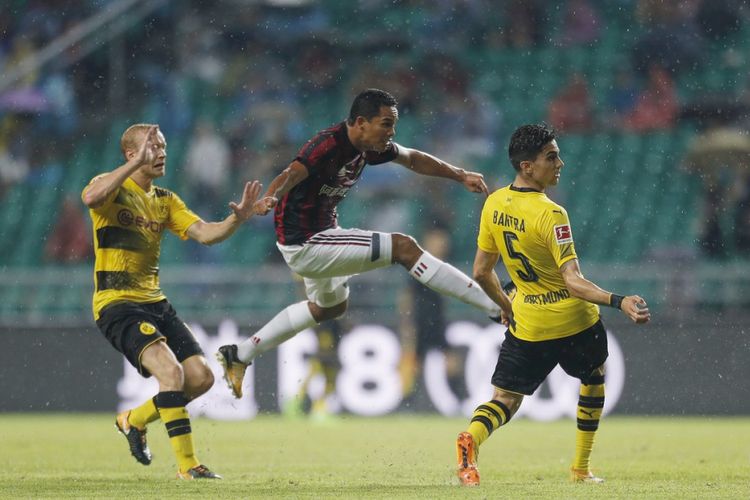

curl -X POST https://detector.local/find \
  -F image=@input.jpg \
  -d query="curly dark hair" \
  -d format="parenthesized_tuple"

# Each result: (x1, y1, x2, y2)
(508, 123, 557, 171)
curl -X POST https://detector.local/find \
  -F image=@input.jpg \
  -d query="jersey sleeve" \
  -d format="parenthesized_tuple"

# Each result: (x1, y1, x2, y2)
(364, 142, 399, 165)
(166, 191, 201, 240)
(539, 206, 578, 268)
(477, 198, 499, 253)
(81, 174, 118, 212)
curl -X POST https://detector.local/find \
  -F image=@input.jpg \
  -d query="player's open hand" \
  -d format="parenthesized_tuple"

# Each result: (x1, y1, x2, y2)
(621, 295, 650, 324)
(462, 170, 489, 196)
(229, 181, 262, 221)
(134, 125, 158, 166)
(253, 196, 278, 216)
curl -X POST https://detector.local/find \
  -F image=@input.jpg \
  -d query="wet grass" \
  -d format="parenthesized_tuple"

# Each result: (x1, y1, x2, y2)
(0, 414, 748, 498)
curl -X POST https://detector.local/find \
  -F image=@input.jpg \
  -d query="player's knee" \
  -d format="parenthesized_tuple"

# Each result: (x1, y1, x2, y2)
(325, 301, 348, 320)
(181, 362, 214, 399)
(589, 364, 605, 378)
(582, 365, 605, 385)
(391, 232, 421, 267)
(194, 365, 215, 395)
(492, 388, 523, 417)
(310, 300, 347, 322)
(157, 362, 185, 389)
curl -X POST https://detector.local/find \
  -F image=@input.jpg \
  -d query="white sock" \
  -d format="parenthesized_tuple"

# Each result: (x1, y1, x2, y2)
(408, 251, 501, 317)
(237, 301, 317, 363)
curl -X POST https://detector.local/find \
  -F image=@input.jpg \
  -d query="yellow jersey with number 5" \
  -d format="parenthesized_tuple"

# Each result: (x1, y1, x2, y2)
(477, 185, 599, 341)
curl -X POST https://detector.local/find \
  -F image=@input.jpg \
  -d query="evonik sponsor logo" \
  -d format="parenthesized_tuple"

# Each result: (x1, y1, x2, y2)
(117, 209, 165, 233)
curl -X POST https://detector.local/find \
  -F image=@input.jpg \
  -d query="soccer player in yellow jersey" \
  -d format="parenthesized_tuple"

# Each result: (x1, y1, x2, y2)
(82, 124, 262, 479)
(455, 123, 651, 486)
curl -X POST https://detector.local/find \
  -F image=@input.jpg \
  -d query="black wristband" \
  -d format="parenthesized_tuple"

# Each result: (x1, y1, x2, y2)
(609, 294, 625, 310)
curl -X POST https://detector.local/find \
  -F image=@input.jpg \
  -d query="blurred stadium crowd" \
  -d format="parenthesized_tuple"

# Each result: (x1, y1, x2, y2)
(1, 0, 749, 282)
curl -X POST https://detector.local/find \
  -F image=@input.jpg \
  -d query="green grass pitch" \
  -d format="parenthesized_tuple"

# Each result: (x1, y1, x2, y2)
(0, 414, 748, 498)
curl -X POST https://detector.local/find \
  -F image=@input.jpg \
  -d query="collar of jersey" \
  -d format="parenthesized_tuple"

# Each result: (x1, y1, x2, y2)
(125, 177, 152, 194)
(509, 184, 542, 193)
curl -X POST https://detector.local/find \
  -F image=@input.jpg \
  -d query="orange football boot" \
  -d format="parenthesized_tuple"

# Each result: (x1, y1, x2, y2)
(456, 432, 480, 486)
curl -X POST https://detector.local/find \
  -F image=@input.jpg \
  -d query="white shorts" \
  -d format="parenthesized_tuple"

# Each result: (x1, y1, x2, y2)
(277, 228, 393, 307)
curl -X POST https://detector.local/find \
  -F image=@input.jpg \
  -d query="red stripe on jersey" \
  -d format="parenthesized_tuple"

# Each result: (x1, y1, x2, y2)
(274, 192, 290, 244)
(299, 132, 337, 166)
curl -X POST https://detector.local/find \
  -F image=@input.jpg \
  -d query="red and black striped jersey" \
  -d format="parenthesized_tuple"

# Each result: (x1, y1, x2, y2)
(275, 121, 399, 245)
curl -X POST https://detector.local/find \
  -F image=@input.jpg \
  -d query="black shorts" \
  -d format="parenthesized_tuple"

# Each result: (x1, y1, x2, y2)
(491, 319, 608, 396)
(95, 300, 203, 377)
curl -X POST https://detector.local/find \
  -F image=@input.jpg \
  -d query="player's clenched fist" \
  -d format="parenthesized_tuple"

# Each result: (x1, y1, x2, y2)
(253, 196, 278, 216)
(622, 295, 650, 324)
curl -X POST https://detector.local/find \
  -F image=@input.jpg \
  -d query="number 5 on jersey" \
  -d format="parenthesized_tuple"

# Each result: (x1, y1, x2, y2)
(503, 231, 538, 283)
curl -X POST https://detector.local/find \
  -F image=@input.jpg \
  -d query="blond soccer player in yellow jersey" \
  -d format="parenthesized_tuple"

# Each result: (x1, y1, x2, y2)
(455, 123, 651, 487)
(82, 124, 263, 480)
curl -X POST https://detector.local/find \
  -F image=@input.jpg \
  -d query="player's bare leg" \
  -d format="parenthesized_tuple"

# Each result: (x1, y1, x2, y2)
(138, 342, 219, 478)
(114, 340, 185, 466)
(391, 233, 502, 318)
(181, 355, 214, 400)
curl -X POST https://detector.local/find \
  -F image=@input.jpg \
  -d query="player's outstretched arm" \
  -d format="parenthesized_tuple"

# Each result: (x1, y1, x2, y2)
(252, 160, 309, 216)
(186, 180, 262, 245)
(560, 259, 650, 324)
(394, 146, 489, 195)
(82, 125, 158, 208)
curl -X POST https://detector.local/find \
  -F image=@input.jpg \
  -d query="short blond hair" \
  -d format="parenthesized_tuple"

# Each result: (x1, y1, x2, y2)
(120, 123, 157, 159)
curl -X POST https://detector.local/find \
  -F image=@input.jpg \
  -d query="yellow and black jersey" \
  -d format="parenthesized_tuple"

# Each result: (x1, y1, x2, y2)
(478, 185, 599, 341)
(82, 176, 200, 320)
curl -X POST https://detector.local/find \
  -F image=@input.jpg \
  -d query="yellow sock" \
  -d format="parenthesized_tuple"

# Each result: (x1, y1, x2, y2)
(128, 398, 159, 429)
(154, 391, 200, 473)
(573, 378, 605, 471)
(467, 399, 511, 447)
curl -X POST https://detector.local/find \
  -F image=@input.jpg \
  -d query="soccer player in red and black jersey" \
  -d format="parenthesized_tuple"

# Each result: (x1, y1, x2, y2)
(216, 89, 513, 398)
